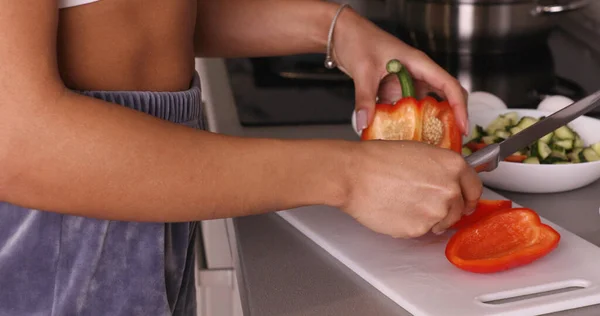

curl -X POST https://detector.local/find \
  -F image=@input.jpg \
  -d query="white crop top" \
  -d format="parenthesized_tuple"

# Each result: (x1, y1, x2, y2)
(58, 0, 100, 9)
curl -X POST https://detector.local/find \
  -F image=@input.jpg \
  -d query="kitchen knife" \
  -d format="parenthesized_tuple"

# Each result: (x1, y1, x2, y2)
(466, 89, 600, 172)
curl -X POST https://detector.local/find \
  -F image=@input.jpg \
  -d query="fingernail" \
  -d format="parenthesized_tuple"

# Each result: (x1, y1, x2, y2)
(465, 207, 476, 215)
(434, 229, 446, 235)
(355, 109, 368, 132)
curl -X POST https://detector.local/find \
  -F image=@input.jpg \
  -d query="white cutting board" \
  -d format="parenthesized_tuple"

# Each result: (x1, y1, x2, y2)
(277, 188, 600, 316)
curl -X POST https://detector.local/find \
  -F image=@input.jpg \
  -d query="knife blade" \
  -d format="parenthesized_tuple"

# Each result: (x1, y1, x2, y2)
(466, 89, 600, 172)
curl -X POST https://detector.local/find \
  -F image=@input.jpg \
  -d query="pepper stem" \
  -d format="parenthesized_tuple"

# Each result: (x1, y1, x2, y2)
(386, 59, 415, 99)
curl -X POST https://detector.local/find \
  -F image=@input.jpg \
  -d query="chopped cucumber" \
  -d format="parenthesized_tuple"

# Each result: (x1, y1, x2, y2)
(591, 142, 600, 156)
(503, 112, 519, 125)
(543, 152, 568, 164)
(531, 140, 552, 160)
(482, 136, 498, 145)
(516, 116, 538, 129)
(471, 125, 485, 142)
(568, 148, 583, 163)
(464, 112, 594, 165)
(486, 116, 512, 134)
(554, 126, 576, 140)
(462, 147, 472, 156)
(552, 148, 567, 157)
(523, 157, 540, 164)
(540, 132, 554, 144)
(494, 130, 510, 140)
(509, 126, 523, 135)
(579, 148, 600, 162)
(553, 139, 574, 151)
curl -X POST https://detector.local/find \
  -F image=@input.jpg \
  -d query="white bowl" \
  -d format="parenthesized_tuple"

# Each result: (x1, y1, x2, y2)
(466, 109, 600, 194)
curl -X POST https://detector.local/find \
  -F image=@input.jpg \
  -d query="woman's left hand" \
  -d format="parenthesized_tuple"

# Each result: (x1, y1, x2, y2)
(331, 8, 469, 135)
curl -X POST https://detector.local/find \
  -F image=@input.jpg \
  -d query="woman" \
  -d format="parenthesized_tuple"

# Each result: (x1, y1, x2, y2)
(0, 0, 482, 315)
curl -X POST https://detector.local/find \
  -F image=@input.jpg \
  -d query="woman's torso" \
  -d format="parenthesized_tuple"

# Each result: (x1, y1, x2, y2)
(57, 0, 197, 92)
(0, 1, 203, 315)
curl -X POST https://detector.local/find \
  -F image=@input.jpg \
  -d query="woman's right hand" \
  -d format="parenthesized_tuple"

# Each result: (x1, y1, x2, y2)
(340, 140, 483, 238)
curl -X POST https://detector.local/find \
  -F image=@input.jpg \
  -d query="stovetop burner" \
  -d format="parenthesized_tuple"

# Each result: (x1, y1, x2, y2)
(224, 26, 599, 127)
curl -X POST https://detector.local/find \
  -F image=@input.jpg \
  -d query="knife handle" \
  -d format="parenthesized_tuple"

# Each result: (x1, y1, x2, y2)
(465, 143, 501, 173)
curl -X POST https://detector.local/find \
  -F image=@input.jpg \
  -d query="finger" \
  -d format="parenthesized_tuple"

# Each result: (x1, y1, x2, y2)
(431, 194, 465, 235)
(462, 86, 470, 126)
(462, 86, 469, 103)
(379, 75, 448, 106)
(422, 69, 468, 134)
(459, 165, 483, 215)
(353, 69, 381, 133)
(414, 82, 446, 101)
(403, 51, 469, 134)
(412, 80, 465, 107)
(377, 74, 403, 104)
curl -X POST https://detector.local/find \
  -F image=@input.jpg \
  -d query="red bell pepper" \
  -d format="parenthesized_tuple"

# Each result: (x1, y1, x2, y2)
(445, 207, 561, 274)
(504, 154, 528, 163)
(451, 199, 513, 230)
(361, 59, 462, 154)
(464, 141, 487, 152)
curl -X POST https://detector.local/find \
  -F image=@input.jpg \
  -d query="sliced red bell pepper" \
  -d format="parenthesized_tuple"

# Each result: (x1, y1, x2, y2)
(504, 154, 528, 163)
(445, 207, 561, 274)
(465, 141, 487, 152)
(451, 199, 513, 230)
(361, 60, 462, 154)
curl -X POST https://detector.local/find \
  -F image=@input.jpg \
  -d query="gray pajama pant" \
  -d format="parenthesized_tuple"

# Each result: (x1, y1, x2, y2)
(0, 72, 205, 316)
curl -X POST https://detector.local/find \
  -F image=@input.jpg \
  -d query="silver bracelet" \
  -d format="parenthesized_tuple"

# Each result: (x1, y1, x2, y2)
(324, 3, 351, 69)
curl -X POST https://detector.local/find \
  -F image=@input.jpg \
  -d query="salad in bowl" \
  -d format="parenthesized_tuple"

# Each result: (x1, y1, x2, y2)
(464, 109, 600, 193)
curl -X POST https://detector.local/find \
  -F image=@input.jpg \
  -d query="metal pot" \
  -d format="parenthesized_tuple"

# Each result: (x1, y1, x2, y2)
(396, 0, 590, 54)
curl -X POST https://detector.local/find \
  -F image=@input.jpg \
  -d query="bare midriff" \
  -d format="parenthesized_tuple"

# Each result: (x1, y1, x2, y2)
(57, 0, 197, 92)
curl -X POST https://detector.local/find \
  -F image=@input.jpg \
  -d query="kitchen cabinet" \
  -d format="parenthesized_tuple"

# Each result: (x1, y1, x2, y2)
(195, 268, 243, 316)
(194, 58, 242, 316)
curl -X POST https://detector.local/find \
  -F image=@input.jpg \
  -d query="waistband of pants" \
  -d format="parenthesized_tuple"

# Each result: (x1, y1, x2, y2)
(74, 72, 202, 124)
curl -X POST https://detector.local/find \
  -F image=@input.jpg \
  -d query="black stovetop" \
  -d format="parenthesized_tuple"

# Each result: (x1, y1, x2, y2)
(224, 26, 600, 127)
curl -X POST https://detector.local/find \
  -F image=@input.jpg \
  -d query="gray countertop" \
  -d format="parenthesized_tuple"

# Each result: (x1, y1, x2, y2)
(196, 58, 600, 316)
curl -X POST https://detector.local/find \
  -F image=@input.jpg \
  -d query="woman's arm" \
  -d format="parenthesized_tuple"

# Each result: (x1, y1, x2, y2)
(0, 0, 348, 222)
(194, 0, 345, 57)
(1, 1, 481, 238)
(193, 0, 469, 133)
